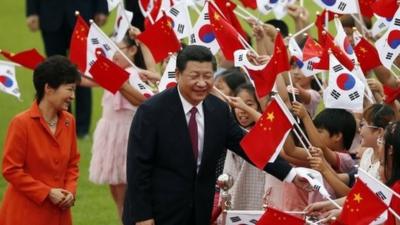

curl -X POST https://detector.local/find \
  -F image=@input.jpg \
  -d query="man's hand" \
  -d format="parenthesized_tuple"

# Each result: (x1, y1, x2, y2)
(94, 13, 107, 27)
(26, 15, 39, 32)
(136, 219, 155, 225)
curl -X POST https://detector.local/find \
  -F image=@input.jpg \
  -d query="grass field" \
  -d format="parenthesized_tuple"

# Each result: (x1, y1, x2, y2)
(0, 0, 319, 224)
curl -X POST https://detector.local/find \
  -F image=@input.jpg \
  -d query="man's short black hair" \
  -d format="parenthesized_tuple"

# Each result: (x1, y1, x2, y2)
(33, 55, 81, 102)
(313, 108, 356, 150)
(176, 45, 217, 72)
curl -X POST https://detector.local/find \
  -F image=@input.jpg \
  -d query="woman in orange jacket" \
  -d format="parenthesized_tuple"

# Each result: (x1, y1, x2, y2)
(0, 56, 81, 225)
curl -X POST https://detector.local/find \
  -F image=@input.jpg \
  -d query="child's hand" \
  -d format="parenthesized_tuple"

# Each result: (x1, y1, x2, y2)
(228, 96, 247, 110)
(308, 147, 328, 173)
(292, 101, 308, 120)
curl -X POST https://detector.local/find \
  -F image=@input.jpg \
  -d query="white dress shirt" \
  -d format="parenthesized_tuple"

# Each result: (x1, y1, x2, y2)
(178, 87, 204, 172)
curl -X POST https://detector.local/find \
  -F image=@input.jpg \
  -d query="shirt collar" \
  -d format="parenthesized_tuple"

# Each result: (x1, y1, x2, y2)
(177, 86, 203, 116)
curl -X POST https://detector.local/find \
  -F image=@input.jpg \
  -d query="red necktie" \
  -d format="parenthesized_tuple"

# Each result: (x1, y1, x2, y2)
(188, 107, 198, 161)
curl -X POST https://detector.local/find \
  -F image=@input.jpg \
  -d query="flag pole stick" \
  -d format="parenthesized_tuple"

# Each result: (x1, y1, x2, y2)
(213, 86, 230, 102)
(389, 207, 400, 221)
(287, 71, 297, 102)
(358, 168, 400, 200)
(291, 23, 314, 38)
(90, 21, 141, 72)
(236, 5, 265, 24)
(350, 14, 369, 35)
(354, 0, 367, 36)
(313, 74, 324, 91)
(292, 128, 312, 157)
(326, 196, 343, 210)
(0, 59, 21, 68)
(189, 2, 201, 16)
(390, 68, 400, 81)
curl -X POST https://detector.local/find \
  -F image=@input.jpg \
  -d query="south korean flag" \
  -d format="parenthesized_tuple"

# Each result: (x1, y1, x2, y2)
(86, 24, 117, 77)
(323, 54, 365, 112)
(371, 16, 391, 39)
(166, 1, 192, 39)
(313, 0, 358, 14)
(158, 54, 177, 92)
(127, 67, 154, 98)
(111, 3, 134, 43)
(288, 38, 322, 77)
(256, 0, 277, 15)
(226, 210, 263, 225)
(189, 1, 219, 54)
(0, 61, 20, 99)
(234, 49, 265, 71)
(375, 7, 400, 70)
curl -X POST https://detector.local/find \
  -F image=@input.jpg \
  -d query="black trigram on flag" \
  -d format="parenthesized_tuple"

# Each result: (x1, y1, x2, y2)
(177, 24, 185, 33)
(331, 89, 341, 99)
(238, 54, 243, 62)
(6, 69, 12, 75)
(169, 7, 179, 17)
(249, 219, 258, 224)
(376, 191, 388, 201)
(386, 52, 394, 60)
(168, 71, 175, 78)
(395, 18, 400, 26)
(89, 60, 96, 67)
(349, 91, 360, 101)
(190, 34, 196, 43)
(307, 61, 313, 70)
(230, 216, 241, 222)
(138, 83, 146, 90)
(313, 184, 321, 191)
(333, 64, 344, 72)
(204, 12, 209, 21)
(263, 4, 272, 11)
(379, 23, 386, 29)
(338, 2, 347, 11)
(91, 38, 99, 45)
(103, 44, 111, 51)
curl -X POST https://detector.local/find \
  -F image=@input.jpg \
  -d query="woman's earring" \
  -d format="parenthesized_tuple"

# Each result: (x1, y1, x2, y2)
(377, 136, 384, 146)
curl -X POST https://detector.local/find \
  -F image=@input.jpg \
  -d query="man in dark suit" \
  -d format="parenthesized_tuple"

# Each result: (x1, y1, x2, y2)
(26, 0, 108, 138)
(123, 45, 302, 225)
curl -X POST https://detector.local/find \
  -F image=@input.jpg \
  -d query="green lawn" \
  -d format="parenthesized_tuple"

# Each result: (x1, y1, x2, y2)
(0, 0, 319, 224)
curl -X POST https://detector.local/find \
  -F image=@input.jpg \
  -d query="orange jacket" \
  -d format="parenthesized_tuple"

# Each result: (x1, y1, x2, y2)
(0, 102, 80, 225)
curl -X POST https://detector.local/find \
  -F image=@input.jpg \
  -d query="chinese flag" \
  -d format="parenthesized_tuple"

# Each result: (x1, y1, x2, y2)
(209, 3, 245, 61)
(257, 207, 304, 225)
(213, 0, 248, 42)
(239, 0, 257, 9)
(0, 49, 44, 70)
(314, 32, 354, 71)
(245, 67, 270, 98)
(383, 85, 400, 103)
(302, 36, 324, 61)
(372, 0, 398, 19)
(359, 0, 376, 18)
(354, 37, 382, 74)
(88, 54, 129, 94)
(339, 180, 387, 225)
(142, 0, 162, 29)
(240, 97, 293, 169)
(69, 15, 89, 73)
(137, 15, 181, 63)
(245, 33, 289, 98)
(315, 10, 339, 41)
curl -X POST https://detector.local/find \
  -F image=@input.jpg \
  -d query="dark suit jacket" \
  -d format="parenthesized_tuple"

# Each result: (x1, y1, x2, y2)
(123, 87, 293, 225)
(26, 0, 108, 31)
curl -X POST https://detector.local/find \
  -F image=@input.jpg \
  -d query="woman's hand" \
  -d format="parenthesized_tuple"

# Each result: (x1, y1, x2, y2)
(58, 190, 75, 209)
(48, 188, 66, 205)
(138, 69, 161, 82)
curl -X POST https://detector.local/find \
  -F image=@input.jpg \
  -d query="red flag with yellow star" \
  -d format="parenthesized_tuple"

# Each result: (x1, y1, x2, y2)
(137, 15, 181, 63)
(89, 54, 129, 94)
(0, 49, 44, 70)
(208, 3, 246, 61)
(339, 179, 387, 225)
(256, 207, 304, 225)
(240, 96, 294, 169)
(354, 37, 382, 74)
(69, 15, 89, 73)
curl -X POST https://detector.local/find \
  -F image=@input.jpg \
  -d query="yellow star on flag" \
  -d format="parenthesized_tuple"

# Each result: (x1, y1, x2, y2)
(353, 193, 363, 204)
(267, 112, 275, 122)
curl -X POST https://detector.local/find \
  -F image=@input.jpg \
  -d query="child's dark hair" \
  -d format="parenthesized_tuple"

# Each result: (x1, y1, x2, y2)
(313, 108, 356, 150)
(122, 33, 147, 69)
(363, 104, 395, 128)
(232, 83, 261, 127)
(384, 122, 400, 186)
(33, 55, 81, 102)
(219, 68, 248, 93)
